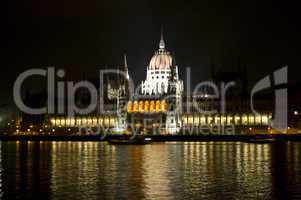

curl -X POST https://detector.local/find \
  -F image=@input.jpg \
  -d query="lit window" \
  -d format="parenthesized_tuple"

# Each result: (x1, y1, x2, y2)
(182, 115, 188, 125)
(207, 116, 213, 124)
(93, 118, 98, 125)
(55, 119, 61, 126)
(262, 115, 268, 125)
(227, 115, 233, 125)
(104, 118, 110, 127)
(255, 115, 261, 125)
(98, 118, 103, 125)
(139, 101, 144, 112)
(194, 116, 199, 125)
(155, 100, 161, 112)
(127, 101, 133, 112)
(234, 116, 240, 125)
(242, 115, 248, 125)
(110, 118, 115, 127)
(133, 101, 139, 112)
(50, 118, 55, 125)
(66, 118, 71, 126)
(144, 101, 150, 112)
(70, 118, 75, 127)
(150, 101, 156, 112)
(221, 116, 227, 124)
(248, 115, 254, 125)
(214, 115, 220, 124)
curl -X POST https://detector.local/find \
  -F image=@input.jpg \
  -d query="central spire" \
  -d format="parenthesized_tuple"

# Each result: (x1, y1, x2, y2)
(159, 27, 165, 49)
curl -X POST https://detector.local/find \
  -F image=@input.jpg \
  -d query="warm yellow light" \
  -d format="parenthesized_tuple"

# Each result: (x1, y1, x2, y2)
(144, 100, 149, 112)
(214, 116, 220, 124)
(161, 100, 167, 112)
(242, 115, 248, 125)
(155, 100, 161, 112)
(110, 118, 116, 127)
(50, 118, 55, 125)
(60, 119, 66, 126)
(139, 101, 144, 112)
(70, 118, 75, 126)
(200, 116, 206, 124)
(248, 115, 254, 125)
(98, 118, 103, 125)
(234, 116, 240, 125)
(104, 118, 110, 126)
(227, 116, 233, 125)
(188, 116, 193, 124)
(182, 115, 188, 125)
(194, 116, 200, 125)
(66, 118, 71, 126)
(55, 119, 60, 126)
(262, 115, 268, 125)
(207, 116, 213, 124)
(150, 100, 155, 112)
(221, 116, 227, 124)
(127, 101, 133, 112)
(133, 101, 139, 112)
(255, 115, 261, 125)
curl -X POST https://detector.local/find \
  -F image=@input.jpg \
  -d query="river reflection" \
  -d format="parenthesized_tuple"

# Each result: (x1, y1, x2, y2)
(1, 141, 301, 199)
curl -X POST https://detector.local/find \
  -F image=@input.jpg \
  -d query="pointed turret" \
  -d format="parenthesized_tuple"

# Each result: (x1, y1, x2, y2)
(124, 54, 130, 80)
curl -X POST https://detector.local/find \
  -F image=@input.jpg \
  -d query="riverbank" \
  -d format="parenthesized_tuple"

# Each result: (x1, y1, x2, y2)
(1, 134, 301, 142)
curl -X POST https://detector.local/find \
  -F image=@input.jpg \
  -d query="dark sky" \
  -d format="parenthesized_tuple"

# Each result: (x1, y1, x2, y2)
(1, 0, 300, 104)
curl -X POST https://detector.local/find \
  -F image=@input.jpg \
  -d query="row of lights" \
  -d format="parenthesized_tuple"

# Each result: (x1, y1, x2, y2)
(16, 128, 72, 134)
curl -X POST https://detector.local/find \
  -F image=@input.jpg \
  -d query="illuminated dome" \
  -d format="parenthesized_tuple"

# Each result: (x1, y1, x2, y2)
(148, 32, 173, 70)
(149, 51, 173, 70)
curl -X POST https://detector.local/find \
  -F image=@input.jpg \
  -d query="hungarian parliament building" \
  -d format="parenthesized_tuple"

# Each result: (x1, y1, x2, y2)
(46, 33, 275, 135)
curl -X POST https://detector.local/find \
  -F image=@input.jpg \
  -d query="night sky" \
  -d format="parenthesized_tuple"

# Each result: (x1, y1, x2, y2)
(1, 0, 300, 105)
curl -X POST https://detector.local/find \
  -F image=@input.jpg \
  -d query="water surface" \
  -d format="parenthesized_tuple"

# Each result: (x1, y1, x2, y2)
(1, 141, 301, 199)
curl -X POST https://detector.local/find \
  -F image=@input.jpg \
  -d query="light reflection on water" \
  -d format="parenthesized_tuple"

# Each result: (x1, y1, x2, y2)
(1, 141, 301, 199)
